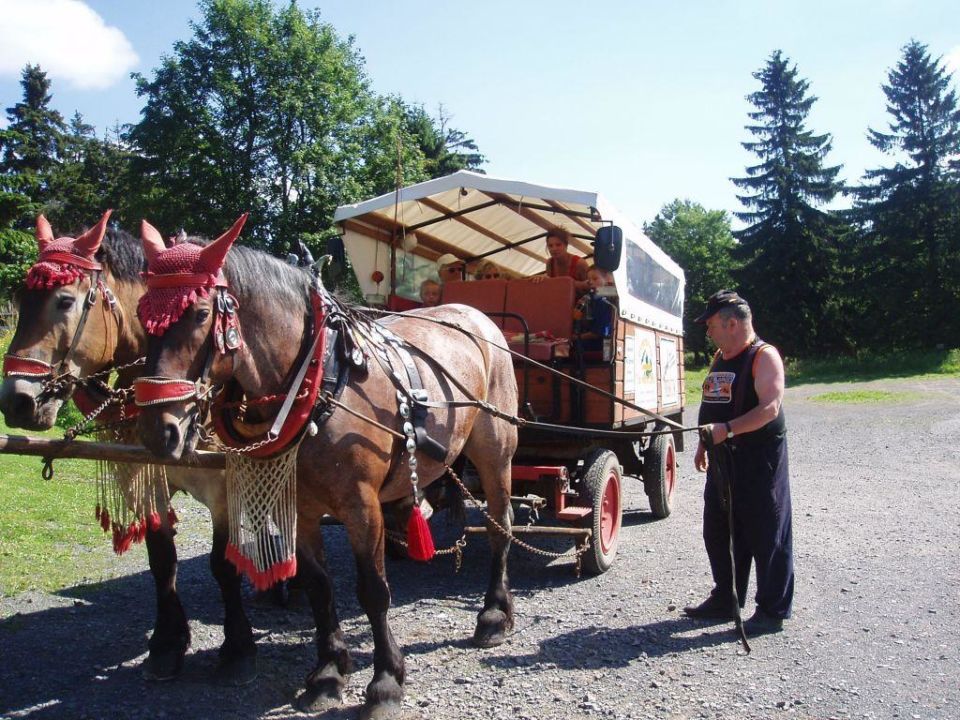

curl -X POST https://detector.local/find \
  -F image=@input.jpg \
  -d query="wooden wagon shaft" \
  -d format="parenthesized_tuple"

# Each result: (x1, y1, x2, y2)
(0, 434, 226, 470)
(464, 525, 591, 537)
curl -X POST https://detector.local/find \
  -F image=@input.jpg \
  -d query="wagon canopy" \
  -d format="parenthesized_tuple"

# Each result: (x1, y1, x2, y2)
(333, 171, 685, 335)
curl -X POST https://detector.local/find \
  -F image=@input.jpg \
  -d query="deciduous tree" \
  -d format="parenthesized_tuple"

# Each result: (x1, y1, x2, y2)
(645, 199, 738, 362)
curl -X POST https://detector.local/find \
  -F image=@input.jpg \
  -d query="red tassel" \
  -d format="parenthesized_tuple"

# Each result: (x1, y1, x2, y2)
(167, 506, 178, 527)
(147, 511, 162, 532)
(406, 506, 435, 562)
(111, 523, 122, 553)
(136, 517, 148, 543)
(100, 508, 111, 533)
(95, 503, 101, 521)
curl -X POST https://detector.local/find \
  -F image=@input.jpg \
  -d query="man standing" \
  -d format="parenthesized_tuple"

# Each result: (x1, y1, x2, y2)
(683, 290, 794, 636)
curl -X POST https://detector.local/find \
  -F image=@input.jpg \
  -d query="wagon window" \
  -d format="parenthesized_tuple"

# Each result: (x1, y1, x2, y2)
(625, 239, 682, 317)
(394, 252, 439, 301)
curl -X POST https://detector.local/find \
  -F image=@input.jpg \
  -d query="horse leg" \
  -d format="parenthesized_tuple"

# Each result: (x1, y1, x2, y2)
(466, 449, 515, 648)
(345, 489, 405, 720)
(142, 524, 190, 680)
(296, 522, 354, 712)
(209, 520, 257, 685)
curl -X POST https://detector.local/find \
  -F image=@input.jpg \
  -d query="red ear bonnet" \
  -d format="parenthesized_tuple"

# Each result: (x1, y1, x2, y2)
(26, 210, 112, 289)
(137, 214, 249, 335)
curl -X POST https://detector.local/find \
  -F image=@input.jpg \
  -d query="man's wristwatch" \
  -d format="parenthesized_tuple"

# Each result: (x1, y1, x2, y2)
(724, 422, 735, 439)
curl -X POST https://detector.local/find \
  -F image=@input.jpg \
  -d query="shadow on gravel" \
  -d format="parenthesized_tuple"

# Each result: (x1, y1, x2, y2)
(480, 618, 737, 671)
(1, 511, 609, 719)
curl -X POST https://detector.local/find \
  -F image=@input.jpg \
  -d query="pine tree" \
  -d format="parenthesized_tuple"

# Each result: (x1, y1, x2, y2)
(0, 64, 66, 226)
(731, 50, 847, 356)
(852, 40, 960, 348)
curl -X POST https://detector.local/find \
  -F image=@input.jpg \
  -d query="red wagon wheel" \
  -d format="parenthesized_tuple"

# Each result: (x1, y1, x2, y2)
(579, 448, 623, 575)
(643, 433, 677, 519)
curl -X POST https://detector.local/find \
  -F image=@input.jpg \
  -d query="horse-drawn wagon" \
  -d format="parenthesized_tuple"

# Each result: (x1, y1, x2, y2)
(333, 171, 687, 574)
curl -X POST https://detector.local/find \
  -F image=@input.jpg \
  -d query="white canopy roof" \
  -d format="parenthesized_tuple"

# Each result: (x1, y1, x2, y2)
(334, 171, 685, 334)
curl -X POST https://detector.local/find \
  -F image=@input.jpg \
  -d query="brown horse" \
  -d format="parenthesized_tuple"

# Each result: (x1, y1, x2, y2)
(0, 214, 256, 683)
(135, 218, 518, 718)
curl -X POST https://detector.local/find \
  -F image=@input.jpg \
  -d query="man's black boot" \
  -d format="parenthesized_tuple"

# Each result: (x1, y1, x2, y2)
(682, 593, 735, 620)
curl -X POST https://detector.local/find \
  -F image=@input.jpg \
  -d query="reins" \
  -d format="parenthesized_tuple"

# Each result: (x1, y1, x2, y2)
(365, 307, 706, 439)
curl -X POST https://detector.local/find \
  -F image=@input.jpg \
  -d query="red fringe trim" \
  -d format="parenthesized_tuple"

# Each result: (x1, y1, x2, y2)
(26, 263, 85, 289)
(99, 507, 111, 532)
(406, 506, 435, 562)
(138, 286, 210, 336)
(225, 543, 298, 591)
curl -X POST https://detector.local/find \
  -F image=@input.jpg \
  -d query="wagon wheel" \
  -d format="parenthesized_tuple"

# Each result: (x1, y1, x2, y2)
(578, 449, 623, 575)
(643, 432, 676, 519)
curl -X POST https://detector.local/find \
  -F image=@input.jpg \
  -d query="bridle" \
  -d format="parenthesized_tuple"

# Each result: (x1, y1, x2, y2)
(133, 280, 241, 410)
(3, 257, 122, 398)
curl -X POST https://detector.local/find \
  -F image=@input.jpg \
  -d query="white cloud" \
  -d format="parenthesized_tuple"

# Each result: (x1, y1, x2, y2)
(945, 46, 960, 78)
(0, 0, 138, 90)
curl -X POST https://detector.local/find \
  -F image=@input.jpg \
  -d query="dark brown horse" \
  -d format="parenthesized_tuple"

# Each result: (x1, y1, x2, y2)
(135, 219, 518, 718)
(0, 214, 256, 683)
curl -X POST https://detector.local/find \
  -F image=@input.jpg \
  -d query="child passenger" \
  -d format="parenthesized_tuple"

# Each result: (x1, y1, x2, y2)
(419, 278, 442, 307)
(573, 265, 615, 352)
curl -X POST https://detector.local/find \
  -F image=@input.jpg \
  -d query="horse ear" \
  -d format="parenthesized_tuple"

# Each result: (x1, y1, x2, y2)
(198, 213, 248, 273)
(141, 219, 167, 266)
(36, 215, 55, 250)
(73, 209, 113, 258)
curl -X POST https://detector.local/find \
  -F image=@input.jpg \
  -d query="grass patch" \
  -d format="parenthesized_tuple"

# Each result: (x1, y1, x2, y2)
(686, 347, 959, 396)
(808, 389, 914, 404)
(785, 347, 960, 385)
(0, 329, 120, 596)
(0, 415, 116, 596)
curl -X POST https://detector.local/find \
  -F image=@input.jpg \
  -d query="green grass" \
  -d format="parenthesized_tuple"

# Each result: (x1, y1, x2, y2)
(808, 389, 915, 404)
(0, 416, 117, 596)
(685, 347, 959, 400)
(0, 329, 118, 596)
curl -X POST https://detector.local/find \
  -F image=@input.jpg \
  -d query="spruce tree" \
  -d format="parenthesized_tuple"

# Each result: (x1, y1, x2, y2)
(731, 51, 847, 356)
(852, 40, 960, 348)
(0, 64, 66, 226)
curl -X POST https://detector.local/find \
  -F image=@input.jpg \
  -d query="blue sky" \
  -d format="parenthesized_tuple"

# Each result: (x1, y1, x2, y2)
(1, 0, 957, 229)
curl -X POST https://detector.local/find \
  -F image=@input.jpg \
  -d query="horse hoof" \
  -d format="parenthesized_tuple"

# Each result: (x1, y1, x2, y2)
(358, 699, 402, 720)
(295, 684, 343, 713)
(216, 654, 257, 686)
(141, 650, 184, 681)
(473, 608, 510, 648)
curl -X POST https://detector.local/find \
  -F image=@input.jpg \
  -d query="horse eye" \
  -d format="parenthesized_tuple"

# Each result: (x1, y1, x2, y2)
(196, 309, 210, 324)
(56, 295, 76, 310)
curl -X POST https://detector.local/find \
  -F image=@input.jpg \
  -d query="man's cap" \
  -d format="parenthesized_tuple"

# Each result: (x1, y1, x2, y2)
(436, 253, 463, 269)
(694, 289, 749, 323)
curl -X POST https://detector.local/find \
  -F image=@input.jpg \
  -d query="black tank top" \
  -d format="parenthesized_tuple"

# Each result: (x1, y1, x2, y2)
(698, 338, 786, 444)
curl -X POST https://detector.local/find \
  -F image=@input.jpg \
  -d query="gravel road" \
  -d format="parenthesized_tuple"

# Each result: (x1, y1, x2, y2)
(2, 376, 958, 720)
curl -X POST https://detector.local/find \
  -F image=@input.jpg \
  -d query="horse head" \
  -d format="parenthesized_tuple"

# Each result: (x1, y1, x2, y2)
(0, 210, 125, 429)
(136, 214, 248, 459)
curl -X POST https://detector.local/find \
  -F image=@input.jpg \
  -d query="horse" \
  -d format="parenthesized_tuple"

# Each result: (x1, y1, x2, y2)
(134, 216, 518, 718)
(0, 212, 257, 684)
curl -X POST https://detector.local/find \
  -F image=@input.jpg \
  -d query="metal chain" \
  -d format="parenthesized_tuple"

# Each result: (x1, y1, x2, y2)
(385, 530, 468, 572)
(194, 421, 278, 455)
(444, 465, 592, 567)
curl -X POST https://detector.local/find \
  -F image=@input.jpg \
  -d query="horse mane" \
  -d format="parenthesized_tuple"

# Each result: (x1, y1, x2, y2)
(223, 243, 313, 311)
(98, 228, 147, 282)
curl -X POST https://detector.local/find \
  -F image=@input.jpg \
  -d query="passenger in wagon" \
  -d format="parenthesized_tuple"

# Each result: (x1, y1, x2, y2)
(572, 265, 615, 352)
(473, 260, 504, 281)
(436, 253, 466, 284)
(531, 226, 589, 293)
(419, 278, 442, 306)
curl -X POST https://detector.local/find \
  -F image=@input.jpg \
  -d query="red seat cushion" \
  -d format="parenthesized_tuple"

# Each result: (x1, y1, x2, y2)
(441, 279, 508, 327)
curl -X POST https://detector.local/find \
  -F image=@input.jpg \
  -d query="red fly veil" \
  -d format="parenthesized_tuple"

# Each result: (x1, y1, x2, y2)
(26, 211, 111, 289)
(137, 215, 248, 335)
